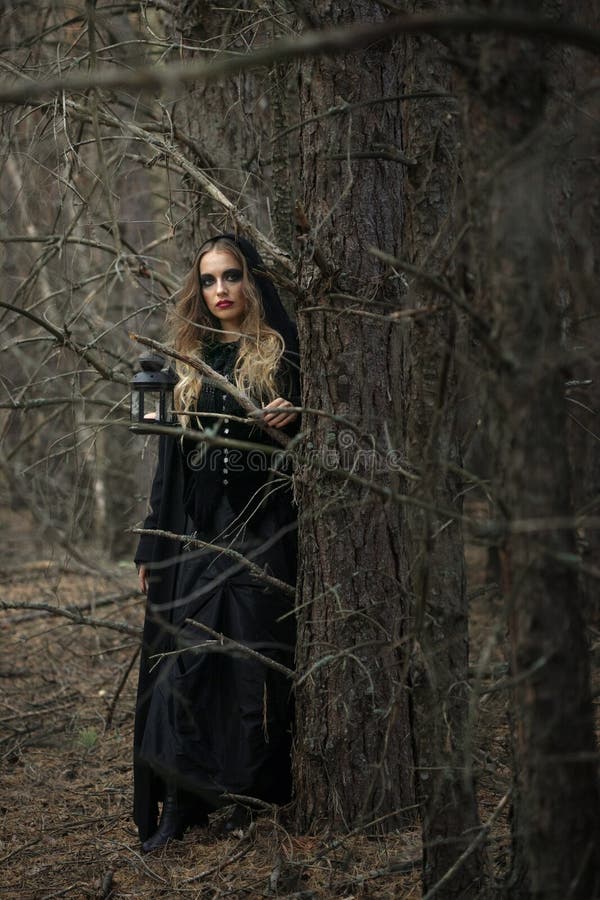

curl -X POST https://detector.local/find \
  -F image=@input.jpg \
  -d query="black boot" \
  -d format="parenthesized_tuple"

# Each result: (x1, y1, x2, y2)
(141, 785, 186, 853)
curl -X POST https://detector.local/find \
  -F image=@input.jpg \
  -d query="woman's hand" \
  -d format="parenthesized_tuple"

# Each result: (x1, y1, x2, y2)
(138, 564, 149, 594)
(262, 397, 298, 429)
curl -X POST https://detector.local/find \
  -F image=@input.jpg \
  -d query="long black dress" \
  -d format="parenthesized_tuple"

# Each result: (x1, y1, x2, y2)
(133, 339, 298, 841)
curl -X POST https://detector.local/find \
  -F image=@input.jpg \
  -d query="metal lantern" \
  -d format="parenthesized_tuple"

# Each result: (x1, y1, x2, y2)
(130, 353, 178, 430)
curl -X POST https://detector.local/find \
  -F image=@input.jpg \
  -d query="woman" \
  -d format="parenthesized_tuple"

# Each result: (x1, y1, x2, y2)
(133, 234, 300, 852)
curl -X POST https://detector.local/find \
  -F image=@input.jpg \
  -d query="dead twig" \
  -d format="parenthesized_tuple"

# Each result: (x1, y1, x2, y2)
(421, 791, 510, 900)
(104, 645, 141, 729)
(131, 526, 295, 598)
(97, 871, 113, 900)
(339, 856, 421, 890)
(183, 620, 295, 680)
(0, 600, 140, 637)
(183, 824, 257, 883)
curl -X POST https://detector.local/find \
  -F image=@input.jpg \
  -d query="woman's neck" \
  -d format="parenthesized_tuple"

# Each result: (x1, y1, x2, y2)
(215, 326, 241, 343)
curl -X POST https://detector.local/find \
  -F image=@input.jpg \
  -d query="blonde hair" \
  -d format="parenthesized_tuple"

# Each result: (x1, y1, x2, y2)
(167, 237, 284, 427)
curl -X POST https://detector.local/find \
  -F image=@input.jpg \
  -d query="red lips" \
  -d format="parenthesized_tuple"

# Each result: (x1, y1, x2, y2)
(216, 300, 234, 308)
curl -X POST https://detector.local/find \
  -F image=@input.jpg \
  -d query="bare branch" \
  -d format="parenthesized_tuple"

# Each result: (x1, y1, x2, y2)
(0, 599, 140, 637)
(421, 792, 510, 900)
(183, 619, 295, 680)
(0, 299, 127, 384)
(0, 13, 595, 110)
(131, 526, 295, 598)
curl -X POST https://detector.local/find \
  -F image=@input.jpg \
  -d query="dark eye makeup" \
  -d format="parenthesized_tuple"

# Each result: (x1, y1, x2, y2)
(200, 268, 243, 288)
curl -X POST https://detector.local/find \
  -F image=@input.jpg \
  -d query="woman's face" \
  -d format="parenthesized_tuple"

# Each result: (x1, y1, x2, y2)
(199, 248, 247, 335)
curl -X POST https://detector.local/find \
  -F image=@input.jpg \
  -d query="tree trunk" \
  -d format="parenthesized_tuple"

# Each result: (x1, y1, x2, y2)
(292, 1, 415, 832)
(399, 19, 489, 898)
(564, 0, 600, 625)
(499, 159, 600, 899)
(463, 3, 600, 894)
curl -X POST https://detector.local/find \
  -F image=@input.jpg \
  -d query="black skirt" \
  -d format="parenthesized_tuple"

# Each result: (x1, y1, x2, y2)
(138, 494, 296, 811)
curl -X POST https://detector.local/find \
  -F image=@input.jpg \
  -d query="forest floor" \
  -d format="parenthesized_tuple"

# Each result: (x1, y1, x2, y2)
(0, 504, 576, 899)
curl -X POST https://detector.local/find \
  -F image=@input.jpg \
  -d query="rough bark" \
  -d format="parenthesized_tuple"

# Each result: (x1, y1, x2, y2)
(399, 18, 489, 899)
(292, 2, 415, 832)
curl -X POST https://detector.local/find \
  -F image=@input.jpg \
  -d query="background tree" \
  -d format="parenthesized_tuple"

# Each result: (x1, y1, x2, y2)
(565, 0, 600, 626)
(460, 1, 600, 894)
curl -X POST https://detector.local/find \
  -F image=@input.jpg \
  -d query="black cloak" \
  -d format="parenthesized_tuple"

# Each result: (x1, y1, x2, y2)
(132, 235, 300, 842)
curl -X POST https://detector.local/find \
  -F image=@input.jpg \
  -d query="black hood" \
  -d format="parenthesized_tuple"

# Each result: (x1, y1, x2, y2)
(200, 232, 299, 367)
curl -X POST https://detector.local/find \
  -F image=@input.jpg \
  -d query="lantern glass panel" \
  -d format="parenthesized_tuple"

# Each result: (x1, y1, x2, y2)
(131, 390, 140, 422)
(144, 389, 163, 422)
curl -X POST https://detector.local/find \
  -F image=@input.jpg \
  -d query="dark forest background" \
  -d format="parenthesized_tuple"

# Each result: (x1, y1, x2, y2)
(0, 2, 599, 898)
